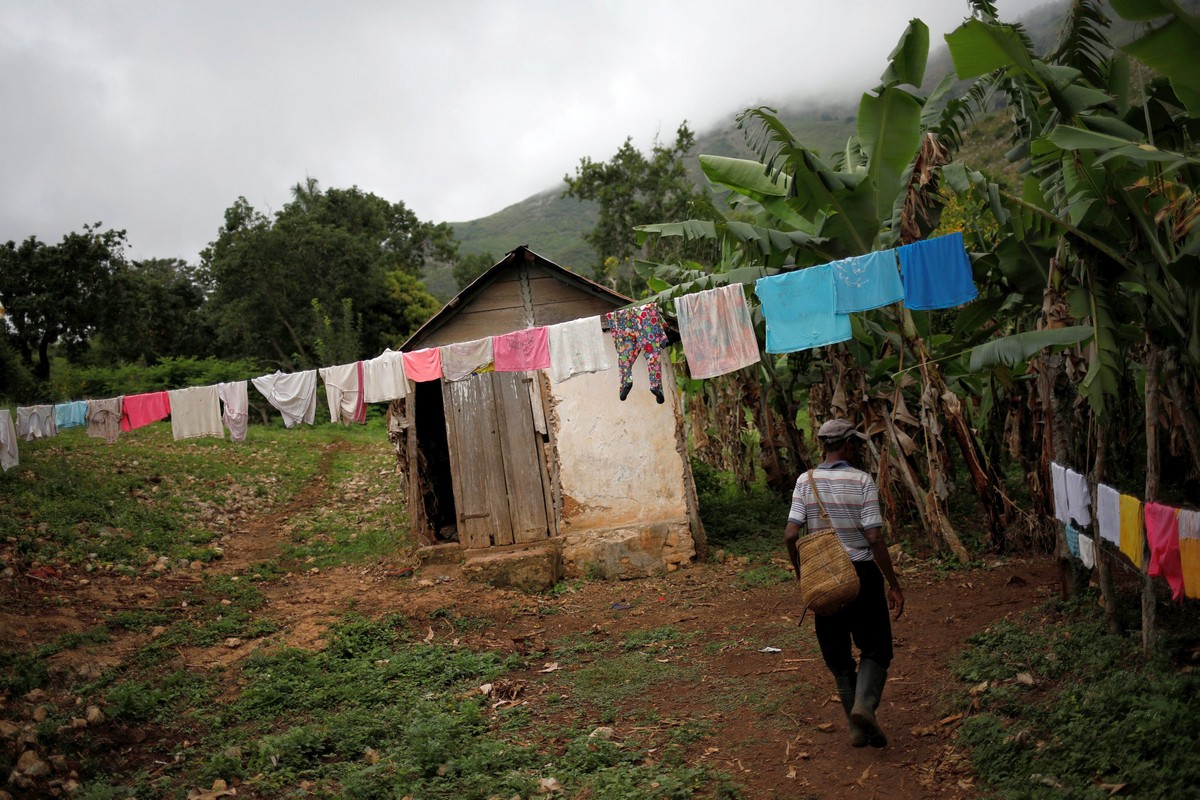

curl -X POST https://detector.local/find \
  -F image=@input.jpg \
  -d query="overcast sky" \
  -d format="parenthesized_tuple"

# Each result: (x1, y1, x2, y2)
(0, 0, 1050, 264)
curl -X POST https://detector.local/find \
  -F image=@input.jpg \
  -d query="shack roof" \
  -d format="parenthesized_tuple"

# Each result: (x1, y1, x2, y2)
(402, 245, 634, 351)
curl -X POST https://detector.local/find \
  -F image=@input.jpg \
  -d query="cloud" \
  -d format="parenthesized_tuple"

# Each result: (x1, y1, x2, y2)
(0, 0, 1051, 262)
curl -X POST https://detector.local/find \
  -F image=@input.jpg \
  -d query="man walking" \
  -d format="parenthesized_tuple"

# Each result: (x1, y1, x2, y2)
(784, 418, 905, 747)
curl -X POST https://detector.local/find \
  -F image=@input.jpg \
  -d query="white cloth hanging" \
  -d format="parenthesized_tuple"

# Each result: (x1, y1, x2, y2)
(362, 349, 409, 403)
(318, 362, 364, 424)
(1096, 483, 1121, 546)
(251, 370, 318, 428)
(167, 385, 224, 440)
(1051, 463, 1070, 525)
(16, 405, 57, 441)
(0, 409, 18, 471)
(547, 316, 615, 383)
(1064, 468, 1092, 528)
(218, 381, 249, 442)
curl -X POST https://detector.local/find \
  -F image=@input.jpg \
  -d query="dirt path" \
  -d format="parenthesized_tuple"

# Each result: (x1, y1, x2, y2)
(3, 439, 1058, 798)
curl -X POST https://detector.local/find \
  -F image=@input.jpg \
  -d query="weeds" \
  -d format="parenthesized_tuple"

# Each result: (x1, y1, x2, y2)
(954, 595, 1200, 799)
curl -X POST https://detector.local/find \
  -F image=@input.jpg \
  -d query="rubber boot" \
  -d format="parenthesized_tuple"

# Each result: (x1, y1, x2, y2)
(835, 673, 868, 747)
(849, 659, 888, 748)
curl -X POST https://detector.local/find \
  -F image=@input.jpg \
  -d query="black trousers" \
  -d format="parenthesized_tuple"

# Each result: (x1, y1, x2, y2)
(814, 559, 894, 677)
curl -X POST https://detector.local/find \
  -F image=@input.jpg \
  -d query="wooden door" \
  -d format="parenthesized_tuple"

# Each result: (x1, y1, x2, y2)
(442, 371, 550, 547)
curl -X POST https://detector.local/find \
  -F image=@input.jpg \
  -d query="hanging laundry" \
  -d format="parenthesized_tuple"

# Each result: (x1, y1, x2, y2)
(17, 405, 58, 441)
(218, 381, 249, 442)
(605, 303, 669, 403)
(319, 362, 366, 424)
(251, 370, 318, 428)
(120, 392, 171, 432)
(675, 284, 760, 379)
(548, 316, 615, 383)
(754, 265, 852, 354)
(1065, 523, 1081, 558)
(1178, 509, 1200, 600)
(494, 326, 551, 372)
(1096, 483, 1121, 546)
(54, 401, 88, 430)
(0, 409, 17, 472)
(831, 250, 905, 313)
(1144, 502, 1184, 601)
(1050, 463, 1070, 525)
(1118, 493, 1144, 568)
(1064, 468, 1092, 528)
(86, 397, 123, 443)
(1078, 530, 1096, 569)
(401, 348, 443, 382)
(166, 385, 224, 440)
(896, 231, 979, 311)
(440, 338, 494, 381)
(362, 348, 409, 402)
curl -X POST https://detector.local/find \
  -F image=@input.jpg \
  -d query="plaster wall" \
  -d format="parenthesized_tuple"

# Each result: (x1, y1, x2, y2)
(548, 336, 690, 531)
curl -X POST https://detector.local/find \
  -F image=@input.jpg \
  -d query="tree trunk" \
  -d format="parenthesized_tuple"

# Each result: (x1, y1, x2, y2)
(1142, 337, 1160, 656)
(35, 335, 52, 382)
(1092, 421, 1122, 635)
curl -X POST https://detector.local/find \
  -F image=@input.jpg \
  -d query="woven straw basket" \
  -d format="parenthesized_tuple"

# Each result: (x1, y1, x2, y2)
(798, 528, 860, 615)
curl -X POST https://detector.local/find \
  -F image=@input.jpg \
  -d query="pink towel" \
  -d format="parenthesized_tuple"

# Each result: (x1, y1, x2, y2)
(402, 348, 443, 382)
(1145, 502, 1185, 601)
(120, 391, 171, 432)
(494, 327, 550, 372)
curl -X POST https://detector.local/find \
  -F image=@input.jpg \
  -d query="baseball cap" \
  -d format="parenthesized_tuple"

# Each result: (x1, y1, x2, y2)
(817, 418, 867, 443)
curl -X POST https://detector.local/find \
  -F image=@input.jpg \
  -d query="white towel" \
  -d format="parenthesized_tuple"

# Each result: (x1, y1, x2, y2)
(1096, 483, 1121, 545)
(362, 349, 409, 403)
(1078, 531, 1096, 569)
(548, 316, 615, 383)
(1064, 468, 1092, 528)
(0, 409, 18, 471)
(319, 362, 364, 424)
(251, 370, 318, 428)
(218, 381, 249, 442)
(167, 385, 224, 440)
(1051, 463, 1070, 524)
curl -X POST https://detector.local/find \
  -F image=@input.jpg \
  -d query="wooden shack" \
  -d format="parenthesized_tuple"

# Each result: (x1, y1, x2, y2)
(388, 246, 704, 587)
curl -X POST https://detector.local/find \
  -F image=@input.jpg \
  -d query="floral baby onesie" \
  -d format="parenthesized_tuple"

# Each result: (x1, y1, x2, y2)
(605, 303, 668, 403)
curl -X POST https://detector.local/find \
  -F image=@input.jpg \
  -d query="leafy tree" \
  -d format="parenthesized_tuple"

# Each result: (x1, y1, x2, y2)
(564, 123, 715, 294)
(0, 224, 128, 381)
(453, 251, 496, 290)
(201, 180, 455, 369)
(91, 257, 213, 365)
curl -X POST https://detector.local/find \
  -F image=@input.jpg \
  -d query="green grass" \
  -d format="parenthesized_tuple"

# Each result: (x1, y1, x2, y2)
(66, 613, 735, 799)
(953, 594, 1200, 799)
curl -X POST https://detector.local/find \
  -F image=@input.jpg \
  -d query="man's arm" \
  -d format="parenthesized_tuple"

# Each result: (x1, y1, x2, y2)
(864, 526, 905, 619)
(784, 521, 803, 581)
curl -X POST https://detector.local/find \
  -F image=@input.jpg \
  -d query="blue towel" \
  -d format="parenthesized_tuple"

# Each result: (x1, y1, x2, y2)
(54, 401, 88, 430)
(755, 265, 852, 354)
(1065, 523, 1081, 558)
(896, 231, 979, 311)
(831, 250, 904, 313)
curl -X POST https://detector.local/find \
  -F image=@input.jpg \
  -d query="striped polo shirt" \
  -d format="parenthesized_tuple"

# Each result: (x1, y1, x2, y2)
(788, 461, 883, 562)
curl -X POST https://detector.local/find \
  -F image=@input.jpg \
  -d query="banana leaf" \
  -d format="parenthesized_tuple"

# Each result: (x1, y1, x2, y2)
(968, 326, 1094, 371)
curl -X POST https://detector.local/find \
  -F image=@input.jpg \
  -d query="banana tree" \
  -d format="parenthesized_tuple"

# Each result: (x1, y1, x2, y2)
(944, 0, 1200, 631)
(634, 18, 1031, 561)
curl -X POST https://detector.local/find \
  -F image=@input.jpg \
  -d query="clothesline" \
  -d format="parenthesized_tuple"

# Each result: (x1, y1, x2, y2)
(1, 232, 979, 472)
(1052, 461, 1199, 602)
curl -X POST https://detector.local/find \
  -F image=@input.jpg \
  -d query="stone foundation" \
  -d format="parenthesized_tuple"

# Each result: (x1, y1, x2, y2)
(559, 520, 696, 580)
(461, 542, 562, 592)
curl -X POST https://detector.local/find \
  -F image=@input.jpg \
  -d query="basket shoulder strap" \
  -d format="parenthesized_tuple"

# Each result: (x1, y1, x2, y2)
(807, 468, 833, 524)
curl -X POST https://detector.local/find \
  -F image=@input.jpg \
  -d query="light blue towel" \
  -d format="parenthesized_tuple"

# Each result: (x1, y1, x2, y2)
(54, 401, 88, 430)
(831, 250, 904, 313)
(754, 264, 852, 354)
(1065, 523, 1081, 558)
(896, 231, 979, 311)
